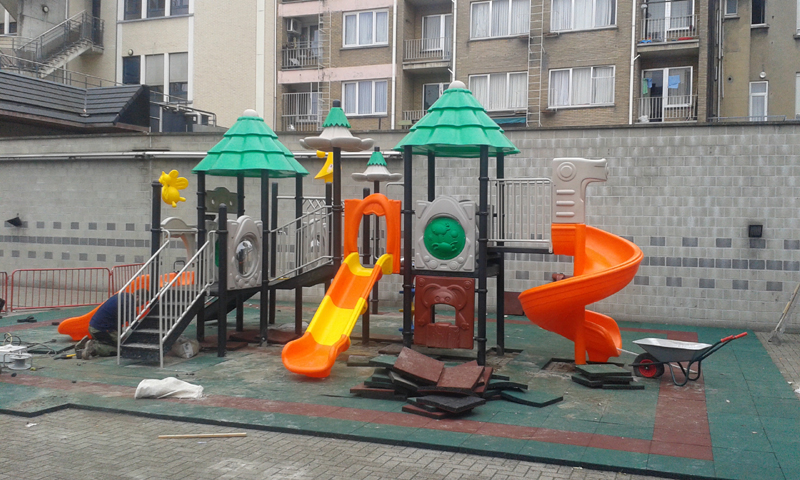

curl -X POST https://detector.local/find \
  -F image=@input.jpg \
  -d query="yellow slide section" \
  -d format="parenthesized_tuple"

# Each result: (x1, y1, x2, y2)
(282, 252, 393, 378)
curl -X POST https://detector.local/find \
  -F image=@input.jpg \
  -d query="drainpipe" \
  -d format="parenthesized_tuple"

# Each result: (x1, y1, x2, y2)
(628, 0, 638, 124)
(256, 0, 266, 118)
(391, 0, 397, 129)
(451, 0, 457, 82)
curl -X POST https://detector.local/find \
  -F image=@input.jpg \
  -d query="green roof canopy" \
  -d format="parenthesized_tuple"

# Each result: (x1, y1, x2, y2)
(321, 106, 351, 128)
(366, 149, 387, 167)
(393, 81, 520, 158)
(193, 110, 309, 178)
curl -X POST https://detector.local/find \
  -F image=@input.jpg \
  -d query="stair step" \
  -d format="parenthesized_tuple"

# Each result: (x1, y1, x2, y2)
(122, 342, 160, 351)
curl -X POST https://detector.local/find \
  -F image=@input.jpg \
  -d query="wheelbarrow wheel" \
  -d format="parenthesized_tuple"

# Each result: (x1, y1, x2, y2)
(634, 353, 664, 378)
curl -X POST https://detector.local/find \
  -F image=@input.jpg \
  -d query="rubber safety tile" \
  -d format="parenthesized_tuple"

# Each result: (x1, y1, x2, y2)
(646, 454, 716, 479)
(580, 446, 649, 470)
(712, 448, 784, 480)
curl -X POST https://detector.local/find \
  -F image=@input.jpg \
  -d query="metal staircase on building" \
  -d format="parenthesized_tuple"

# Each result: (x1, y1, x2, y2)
(527, 2, 544, 128)
(315, 6, 331, 126)
(10, 11, 103, 78)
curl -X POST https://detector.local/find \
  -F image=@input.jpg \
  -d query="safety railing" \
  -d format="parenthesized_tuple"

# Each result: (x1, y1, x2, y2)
(110, 264, 146, 293)
(152, 233, 217, 367)
(282, 92, 322, 132)
(8, 267, 112, 311)
(269, 204, 333, 282)
(402, 110, 427, 124)
(640, 13, 697, 43)
(281, 41, 322, 69)
(0, 272, 7, 313)
(403, 37, 451, 62)
(490, 177, 552, 249)
(13, 11, 103, 67)
(637, 94, 697, 122)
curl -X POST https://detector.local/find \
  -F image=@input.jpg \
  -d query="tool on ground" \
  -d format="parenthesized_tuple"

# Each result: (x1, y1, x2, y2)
(769, 282, 800, 345)
(630, 332, 748, 386)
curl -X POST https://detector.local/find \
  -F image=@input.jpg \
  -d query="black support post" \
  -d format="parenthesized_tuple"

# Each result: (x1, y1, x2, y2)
(333, 146, 343, 270)
(477, 145, 489, 366)
(361, 187, 371, 345)
(269, 183, 279, 325)
(236, 174, 245, 332)
(324, 183, 333, 292)
(217, 203, 228, 358)
(260, 171, 269, 345)
(196, 173, 206, 342)
(496, 152, 505, 356)
(402, 145, 414, 347)
(295, 174, 304, 336)
(150, 182, 161, 296)
(371, 180, 380, 314)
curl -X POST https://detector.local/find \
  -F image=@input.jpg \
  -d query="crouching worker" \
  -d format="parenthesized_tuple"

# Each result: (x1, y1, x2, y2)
(75, 292, 137, 359)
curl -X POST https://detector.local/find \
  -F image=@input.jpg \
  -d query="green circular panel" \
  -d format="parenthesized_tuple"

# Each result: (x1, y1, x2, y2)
(423, 216, 466, 261)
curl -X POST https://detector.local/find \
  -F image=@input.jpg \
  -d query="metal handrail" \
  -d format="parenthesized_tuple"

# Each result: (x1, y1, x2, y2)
(0, 52, 117, 87)
(490, 177, 552, 249)
(636, 94, 698, 122)
(14, 11, 103, 67)
(709, 115, 788, 123)
(281, 41, 322, 69)
(269, 204, 333, 281)
(640, 14, 697, 42)
(153, 232, 217, 367)
(282, 91, 322, 131)
(403, 37, 451, 62)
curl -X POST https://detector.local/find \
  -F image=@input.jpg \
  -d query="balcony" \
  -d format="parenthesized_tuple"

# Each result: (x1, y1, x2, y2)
(638, 14, 699, 58)
(282, 91, 321, 131)
(636, 94, 697, 123)
(282, 42, 322, 70)
(403, 37, 451, 71)
(400, 109, 427, 128)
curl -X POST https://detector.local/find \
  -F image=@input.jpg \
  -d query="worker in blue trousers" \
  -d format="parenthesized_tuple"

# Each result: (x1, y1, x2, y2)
(75, 292, 137, 359)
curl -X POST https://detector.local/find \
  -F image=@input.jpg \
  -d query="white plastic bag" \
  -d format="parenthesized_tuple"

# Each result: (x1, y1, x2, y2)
(135, 377, 204, 399)
(170, 335, 200, 358)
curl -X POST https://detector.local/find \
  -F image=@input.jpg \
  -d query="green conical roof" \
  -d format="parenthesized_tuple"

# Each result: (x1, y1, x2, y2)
(394, 82, 520, 158)
(322, 106, 351, 128)
(193, 111, 309, 178)
(366, 149, 387, 167)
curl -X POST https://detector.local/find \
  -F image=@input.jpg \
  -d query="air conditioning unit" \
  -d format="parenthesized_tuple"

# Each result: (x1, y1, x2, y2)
(286, 18, 300, 36)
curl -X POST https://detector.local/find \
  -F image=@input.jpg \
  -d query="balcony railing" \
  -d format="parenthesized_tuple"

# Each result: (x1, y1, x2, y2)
(282, 91, 322, 131)
(402, 110, 427, 124)
(640, 14, 697, 43)
(282, 41, 322, 70)
(403, 37, 451, 62)
(636, 94, 697, 122)
(13, 11, 103, 66)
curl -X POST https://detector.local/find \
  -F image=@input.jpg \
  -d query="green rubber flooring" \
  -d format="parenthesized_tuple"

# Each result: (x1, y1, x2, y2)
(1, 303, 798, 480)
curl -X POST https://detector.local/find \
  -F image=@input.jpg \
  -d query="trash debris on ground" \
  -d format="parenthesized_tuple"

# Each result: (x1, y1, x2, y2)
(135, 377, 204, 399)
(350, 347, 563, 419)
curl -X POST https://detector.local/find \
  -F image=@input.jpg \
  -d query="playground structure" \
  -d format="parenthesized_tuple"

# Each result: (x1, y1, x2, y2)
(54, 83, 643, 373)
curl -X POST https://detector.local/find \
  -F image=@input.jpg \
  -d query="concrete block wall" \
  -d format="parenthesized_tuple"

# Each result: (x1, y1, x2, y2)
(2, 122, 800, 332)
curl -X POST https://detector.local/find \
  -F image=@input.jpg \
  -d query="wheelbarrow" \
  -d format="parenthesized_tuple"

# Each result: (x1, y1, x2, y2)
(630, 332, 748, 386)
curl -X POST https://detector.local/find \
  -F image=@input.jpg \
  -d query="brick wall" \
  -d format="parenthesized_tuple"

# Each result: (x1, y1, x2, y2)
(2, 122, 800, 332)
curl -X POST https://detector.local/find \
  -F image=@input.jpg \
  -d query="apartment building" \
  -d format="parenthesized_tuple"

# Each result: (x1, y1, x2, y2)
(0, 0, 276, 129)
(718, 0, 800, 121)
(2, 1, 797, 133)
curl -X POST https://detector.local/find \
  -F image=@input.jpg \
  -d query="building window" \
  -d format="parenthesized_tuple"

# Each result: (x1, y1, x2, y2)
(122, 56, 141, 84)
(343, 10, 389, 47)
(147, 0, 165, 18)
(423, 83, 448, 111)
(640, 67, 692, 121)
(749, 81, 768, 120)
(796, 74, 800, 118)
(471, 0, 531, 39)
(171, 0, 189, 16)
(422, 14, 453, 52)
(549, 66, 615, 107)
(725, 0, 737, 15)
(470, 72, 528, 111)
(752, 0, 765, 25)
(551, 0, 616, 32)
(145, 54, 165, 97)
(343, 80, 388, 115)
(169, 52, 188, 102)
(124, 0, 141, 20)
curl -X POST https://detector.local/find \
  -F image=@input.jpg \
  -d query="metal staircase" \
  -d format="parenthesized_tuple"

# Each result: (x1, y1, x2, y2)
(10, 11, 103, 78)
(315, 6, 331, 127)
(526, 2, 544, 127)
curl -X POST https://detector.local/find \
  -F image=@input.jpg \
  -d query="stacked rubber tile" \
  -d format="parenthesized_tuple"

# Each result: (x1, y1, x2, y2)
(350, 347, 563, 418)
(571, 364, 644, 390)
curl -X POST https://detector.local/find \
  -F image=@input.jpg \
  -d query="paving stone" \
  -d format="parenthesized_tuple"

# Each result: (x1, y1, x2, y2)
(602, 383, 646, 390)
(388, 371, 419, 393)
(368, 355, 398, 368)
(473, 367, 494, 395)
(500, 389, 563, 408)
(402, 403, 452, 419)
(416, 395, 486, 414)
(350, 383, 407, 400)
(392, 347, 444, 385)
(575, 364, 633, 379)
(571, 373, 604, 388)
(437, 363, 485, 393)
(486, 379, 528, 391)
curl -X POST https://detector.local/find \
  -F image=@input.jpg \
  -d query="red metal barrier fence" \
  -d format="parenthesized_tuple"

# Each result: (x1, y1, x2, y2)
(9, 268, 112, 312)
(111, 264, 146, 293)
(0, 272, 7, 313)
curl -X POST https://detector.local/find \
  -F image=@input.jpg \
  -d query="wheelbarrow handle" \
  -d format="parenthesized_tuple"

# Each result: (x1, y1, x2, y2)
(720, 332, 748, 343)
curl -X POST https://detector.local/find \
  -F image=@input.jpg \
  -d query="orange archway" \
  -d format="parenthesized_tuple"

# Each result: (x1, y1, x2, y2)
(343, 193, 401, 274)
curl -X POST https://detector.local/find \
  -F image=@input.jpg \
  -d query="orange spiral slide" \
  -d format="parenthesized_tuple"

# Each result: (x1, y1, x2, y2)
(518, 224, 643, 364)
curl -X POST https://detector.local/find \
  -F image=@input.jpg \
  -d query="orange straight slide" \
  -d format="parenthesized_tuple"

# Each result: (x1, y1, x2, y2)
(518, 224, 643, 364)
(282, 252, 393, 378)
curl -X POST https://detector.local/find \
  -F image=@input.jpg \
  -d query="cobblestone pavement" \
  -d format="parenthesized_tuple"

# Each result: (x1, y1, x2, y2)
(757, 332, 800, 399)
(0, 410, 672, 480)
